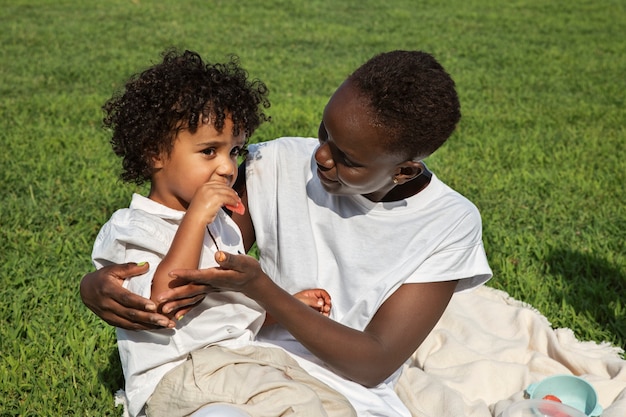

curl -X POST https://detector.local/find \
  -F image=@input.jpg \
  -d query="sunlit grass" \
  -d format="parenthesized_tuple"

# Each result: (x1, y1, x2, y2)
(1, 0, 624, 414)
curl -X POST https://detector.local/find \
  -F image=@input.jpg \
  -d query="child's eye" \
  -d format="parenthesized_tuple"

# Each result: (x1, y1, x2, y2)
(231, 146, 244, 157)
(201, 148, 216, 156)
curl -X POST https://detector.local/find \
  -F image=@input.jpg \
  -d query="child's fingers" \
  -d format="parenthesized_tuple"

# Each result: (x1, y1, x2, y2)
(298, 296, 321, 308)
(192, 183, 244, 218)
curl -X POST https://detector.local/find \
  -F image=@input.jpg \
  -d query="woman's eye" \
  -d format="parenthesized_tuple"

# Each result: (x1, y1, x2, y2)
(318, 123, 328, 143)
(341, 157, 356, 168)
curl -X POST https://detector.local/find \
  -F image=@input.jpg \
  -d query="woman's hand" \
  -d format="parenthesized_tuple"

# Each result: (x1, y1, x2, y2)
(80, 262, 225, 329)
(164, 251, 266, 298)
(80, 262, 211, 329)
(80, 262, 177, 330)
(158, 251, 265, 320)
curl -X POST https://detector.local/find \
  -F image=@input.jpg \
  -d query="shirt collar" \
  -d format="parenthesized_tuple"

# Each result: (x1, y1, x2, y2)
(129, 193, 186, 221)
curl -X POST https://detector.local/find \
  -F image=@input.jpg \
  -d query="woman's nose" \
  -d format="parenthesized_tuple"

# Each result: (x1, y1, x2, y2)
(314, 142, 334, 169)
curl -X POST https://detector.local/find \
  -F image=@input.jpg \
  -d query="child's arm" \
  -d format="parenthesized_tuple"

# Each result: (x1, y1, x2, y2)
(151, 182, 242, 305)
(263, 288, 331, 326)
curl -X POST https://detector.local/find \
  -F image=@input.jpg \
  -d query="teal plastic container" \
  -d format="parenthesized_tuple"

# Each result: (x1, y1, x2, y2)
(526, 375, 603, 416)
(502, 399, 587, 417)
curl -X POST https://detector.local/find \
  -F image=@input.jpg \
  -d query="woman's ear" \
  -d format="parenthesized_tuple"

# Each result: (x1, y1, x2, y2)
(393, 161, 423, 185)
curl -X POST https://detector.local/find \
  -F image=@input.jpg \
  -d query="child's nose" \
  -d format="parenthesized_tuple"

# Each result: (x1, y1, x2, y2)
(216, 156, 237, 178)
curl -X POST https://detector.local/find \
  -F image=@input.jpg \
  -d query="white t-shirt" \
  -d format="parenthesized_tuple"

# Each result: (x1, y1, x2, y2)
(91, 194, 265, 417)
(246, 137, 493, 416)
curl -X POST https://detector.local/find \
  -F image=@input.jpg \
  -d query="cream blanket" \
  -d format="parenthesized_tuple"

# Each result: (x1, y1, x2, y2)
(396, 285, 626, 417)
(115, 285, 626, 416)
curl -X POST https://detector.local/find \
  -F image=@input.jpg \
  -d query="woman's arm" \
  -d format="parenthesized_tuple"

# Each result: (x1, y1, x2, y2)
(170, 251, 457, 387)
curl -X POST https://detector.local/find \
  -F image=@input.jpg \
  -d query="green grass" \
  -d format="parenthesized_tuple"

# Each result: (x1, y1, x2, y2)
(1, 0, 624, 414)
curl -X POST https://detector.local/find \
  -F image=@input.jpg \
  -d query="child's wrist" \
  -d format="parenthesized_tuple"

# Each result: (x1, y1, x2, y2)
(184, 206, 214, 226)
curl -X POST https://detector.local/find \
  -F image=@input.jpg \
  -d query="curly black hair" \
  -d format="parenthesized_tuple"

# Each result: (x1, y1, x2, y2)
(102, 49, 270, 185)
(348, 50, 460, 160)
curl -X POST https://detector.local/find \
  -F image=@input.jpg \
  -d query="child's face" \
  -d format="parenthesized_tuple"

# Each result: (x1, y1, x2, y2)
(315, 80, 406, 202)
(150, 117, 245, 211)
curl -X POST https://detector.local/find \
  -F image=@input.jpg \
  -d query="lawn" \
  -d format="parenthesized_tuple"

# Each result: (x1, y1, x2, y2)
(1, 0, 624, 415)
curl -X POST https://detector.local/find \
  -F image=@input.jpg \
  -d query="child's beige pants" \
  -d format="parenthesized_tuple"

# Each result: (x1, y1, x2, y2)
(145, 344, 356, 417)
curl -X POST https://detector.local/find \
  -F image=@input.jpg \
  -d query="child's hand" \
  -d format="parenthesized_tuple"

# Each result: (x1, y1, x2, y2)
(187, 182, 243, 225)
(294, 288, 332, 317)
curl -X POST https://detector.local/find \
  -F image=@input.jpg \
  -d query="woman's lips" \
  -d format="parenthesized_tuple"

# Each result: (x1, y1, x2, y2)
(316, 168, 337, 185)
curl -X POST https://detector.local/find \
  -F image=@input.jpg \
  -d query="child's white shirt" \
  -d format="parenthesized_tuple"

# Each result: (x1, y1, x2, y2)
(92, 194, 265, 417)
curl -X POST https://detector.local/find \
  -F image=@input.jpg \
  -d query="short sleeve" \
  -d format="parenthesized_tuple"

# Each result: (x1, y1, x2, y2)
(406, 207, 492, 292)
(91, 210, 175, 298)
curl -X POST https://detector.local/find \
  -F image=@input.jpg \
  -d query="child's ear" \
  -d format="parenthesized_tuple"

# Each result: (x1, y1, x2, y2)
(151, 153, 165, 169)
(393, 161, 423, 185)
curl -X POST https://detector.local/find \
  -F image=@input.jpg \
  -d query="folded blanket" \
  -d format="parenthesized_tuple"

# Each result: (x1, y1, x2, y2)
(396, 285, 626, 417)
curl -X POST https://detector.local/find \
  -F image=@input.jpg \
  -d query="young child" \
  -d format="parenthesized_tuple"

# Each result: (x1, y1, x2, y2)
(91, 50, 351, 417)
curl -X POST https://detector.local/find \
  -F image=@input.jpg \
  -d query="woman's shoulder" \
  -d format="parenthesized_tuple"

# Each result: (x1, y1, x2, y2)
(405, 174, 478, 215)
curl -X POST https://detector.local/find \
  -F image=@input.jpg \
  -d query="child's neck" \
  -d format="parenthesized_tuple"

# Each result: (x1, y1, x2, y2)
(147, 185, 189, 212)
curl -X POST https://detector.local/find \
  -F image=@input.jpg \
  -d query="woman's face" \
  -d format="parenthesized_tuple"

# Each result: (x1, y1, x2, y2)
(315, 80, 405, 202)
